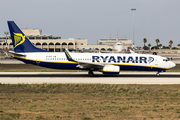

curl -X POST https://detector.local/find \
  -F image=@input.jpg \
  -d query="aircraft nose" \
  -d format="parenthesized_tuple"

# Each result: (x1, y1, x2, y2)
(169, 61, 176, 68)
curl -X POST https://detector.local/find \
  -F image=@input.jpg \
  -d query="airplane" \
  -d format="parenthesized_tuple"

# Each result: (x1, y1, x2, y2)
(7, 21, 176, 76)
(112, 28, 125, 52)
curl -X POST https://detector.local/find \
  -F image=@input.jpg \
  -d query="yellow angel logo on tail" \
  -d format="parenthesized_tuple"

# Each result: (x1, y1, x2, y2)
(13, 32, 26, 48)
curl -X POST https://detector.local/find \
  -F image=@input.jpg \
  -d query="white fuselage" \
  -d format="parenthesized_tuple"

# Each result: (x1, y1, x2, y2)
(15, 52, 176, 71)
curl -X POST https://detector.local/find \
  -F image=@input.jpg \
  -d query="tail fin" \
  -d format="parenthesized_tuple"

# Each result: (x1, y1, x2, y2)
(7, 21, 48, 53)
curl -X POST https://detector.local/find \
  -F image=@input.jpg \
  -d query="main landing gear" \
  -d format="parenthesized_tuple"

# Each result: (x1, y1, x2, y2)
(88, 70, 94, 77)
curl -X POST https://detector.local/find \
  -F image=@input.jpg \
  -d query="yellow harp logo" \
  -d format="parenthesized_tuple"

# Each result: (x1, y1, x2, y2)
(13, 32, 26, 48)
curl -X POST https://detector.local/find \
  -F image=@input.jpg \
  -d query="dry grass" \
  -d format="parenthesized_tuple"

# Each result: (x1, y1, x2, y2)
(1, 84, 180, 119)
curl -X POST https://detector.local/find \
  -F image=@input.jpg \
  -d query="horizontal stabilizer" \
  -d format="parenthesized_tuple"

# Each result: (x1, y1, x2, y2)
(7, 51, 26, 57)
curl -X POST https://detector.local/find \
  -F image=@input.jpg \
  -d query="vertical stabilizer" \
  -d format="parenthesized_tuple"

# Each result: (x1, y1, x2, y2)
(7, 21, 48, 53)
(113, 28, 124, 52)
(116, 28, 118, 43)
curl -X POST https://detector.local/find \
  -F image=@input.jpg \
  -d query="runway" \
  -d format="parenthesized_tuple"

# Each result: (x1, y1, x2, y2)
(0, 72, 180, 84)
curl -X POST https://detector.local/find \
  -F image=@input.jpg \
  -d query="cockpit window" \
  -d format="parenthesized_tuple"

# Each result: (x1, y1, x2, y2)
(163, 59, 168, 62)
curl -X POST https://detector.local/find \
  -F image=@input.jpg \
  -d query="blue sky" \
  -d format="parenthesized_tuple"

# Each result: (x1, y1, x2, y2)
(0, 0, 180, 47)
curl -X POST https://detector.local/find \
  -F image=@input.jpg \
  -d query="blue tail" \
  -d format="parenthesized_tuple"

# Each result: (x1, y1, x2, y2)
(7, 21, 48, 53)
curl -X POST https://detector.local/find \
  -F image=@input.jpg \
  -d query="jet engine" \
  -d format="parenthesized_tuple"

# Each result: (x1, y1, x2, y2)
(153, 52, 157, 55)
(102, 65, 120, 75)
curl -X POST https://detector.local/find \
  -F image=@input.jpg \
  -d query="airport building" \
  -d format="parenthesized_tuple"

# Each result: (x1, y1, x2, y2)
(0, 29, 132, 52)
(98, 39, 132, 48)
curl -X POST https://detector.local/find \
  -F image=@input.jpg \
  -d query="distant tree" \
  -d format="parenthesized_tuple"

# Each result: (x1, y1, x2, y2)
(158, 44, 162, 49)
(162, 46, 170, 49)
(148, 43, 151, 50)
(155, 39, 160, 47)
(143, 38, 147, 48)
(172, 47, 178, 50)
(135, 46, 141, 50)
(143, 46, 149, 50)
(169, 40, 173, 49)
(177, 44, 180, 49)
(151, 46, 159, 50)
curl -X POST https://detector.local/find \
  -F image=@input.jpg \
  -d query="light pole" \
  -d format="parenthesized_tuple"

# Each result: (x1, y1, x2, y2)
(4, 31, 9, 51)
(131, 8, 136, 49)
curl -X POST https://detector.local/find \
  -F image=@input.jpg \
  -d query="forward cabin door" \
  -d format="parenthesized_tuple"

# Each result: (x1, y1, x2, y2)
(155, 58, 158, 66)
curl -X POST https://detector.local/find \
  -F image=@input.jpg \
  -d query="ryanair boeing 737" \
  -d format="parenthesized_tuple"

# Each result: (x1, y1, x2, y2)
(7, 21, 176, 76)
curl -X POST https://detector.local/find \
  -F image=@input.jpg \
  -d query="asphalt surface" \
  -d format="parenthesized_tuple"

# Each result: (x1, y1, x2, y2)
(0, 72, 180, 84)
(0, 54, 179, 84)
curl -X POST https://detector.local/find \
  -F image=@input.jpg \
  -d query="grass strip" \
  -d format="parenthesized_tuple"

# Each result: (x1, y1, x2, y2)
(1, 84, 180, 119)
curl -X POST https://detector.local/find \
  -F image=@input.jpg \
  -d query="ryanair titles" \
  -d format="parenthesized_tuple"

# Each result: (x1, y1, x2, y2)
(92, 56, 154, 64)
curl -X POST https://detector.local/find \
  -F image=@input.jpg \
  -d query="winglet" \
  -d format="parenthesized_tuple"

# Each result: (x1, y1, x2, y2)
(63, 49, 75, 61)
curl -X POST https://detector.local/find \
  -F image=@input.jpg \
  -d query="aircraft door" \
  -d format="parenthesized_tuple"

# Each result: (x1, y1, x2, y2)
(155, 59, 158, 66)
(36, 55, 40, 65)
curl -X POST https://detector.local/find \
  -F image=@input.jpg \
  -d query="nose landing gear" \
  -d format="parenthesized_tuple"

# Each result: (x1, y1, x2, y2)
(156, 72, 160, 77)
(156, 70, 166, 77)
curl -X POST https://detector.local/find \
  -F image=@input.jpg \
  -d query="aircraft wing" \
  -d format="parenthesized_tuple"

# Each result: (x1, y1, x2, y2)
(63, 49, 104, 69)
(76, 61, 104, 69)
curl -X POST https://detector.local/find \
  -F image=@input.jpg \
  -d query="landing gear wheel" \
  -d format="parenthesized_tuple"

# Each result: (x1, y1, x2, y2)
(156, 73, 160, 77)
(88, 71, 94, 77)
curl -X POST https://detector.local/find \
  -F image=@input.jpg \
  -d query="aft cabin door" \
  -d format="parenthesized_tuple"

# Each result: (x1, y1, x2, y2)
(36, 55, 40, 65)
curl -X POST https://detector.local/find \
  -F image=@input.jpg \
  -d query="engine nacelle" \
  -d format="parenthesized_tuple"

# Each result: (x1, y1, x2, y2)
(153, 52, 157, 55)
(102, 65, 120, 75)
